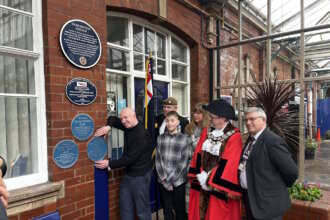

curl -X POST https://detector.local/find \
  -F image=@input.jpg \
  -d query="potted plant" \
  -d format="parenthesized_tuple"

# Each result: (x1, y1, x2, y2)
(289, 182, 322, 202)
(305, 138, 318, 160)
(325, 130, 330, 140)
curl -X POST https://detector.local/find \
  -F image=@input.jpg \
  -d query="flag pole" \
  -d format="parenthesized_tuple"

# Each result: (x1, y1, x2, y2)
(144, 56, 150, 129)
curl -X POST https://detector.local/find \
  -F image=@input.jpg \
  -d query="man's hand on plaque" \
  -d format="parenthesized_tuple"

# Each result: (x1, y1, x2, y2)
(95, 126, 111, 137)
(94, 159, 109, 170)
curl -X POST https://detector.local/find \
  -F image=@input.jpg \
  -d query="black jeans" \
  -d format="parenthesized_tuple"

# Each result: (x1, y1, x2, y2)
(119, 170, 152, 220)
(159, 183, 186, 220)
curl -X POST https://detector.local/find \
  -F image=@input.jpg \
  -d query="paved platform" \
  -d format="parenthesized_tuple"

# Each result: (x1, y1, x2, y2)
(305, 140, 330, 185)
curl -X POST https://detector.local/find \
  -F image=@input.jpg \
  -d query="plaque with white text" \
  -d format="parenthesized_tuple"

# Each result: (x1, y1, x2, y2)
(87, 137, 108, 161)
(65, 77, 97, 105)
(71, 113, 94, 141)
(53, 140, 79, 169)
(60, 19, 102, 69)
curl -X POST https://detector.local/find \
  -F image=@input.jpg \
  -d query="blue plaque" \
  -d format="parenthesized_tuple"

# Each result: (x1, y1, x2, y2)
(66, 77, 97, 105)
(53, 140, 79, 169)
(60, 19, 101, 69)
(71, 113, 94, 141)
(87, 137, 108, 161)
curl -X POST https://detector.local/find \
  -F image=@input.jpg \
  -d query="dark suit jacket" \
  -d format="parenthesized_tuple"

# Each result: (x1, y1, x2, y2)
(155, 114, 189, 137)
(244, 128, 298, 219)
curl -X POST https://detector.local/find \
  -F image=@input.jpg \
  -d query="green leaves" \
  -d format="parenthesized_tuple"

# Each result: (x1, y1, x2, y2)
(289, 182, 322, 202)
(247, 76, 299, 161)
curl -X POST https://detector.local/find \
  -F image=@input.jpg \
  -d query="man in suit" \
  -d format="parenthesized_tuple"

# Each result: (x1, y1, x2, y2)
(239, 107, 298, 220)
(155, 97, 189, 137)
(0, 156, 9, 220)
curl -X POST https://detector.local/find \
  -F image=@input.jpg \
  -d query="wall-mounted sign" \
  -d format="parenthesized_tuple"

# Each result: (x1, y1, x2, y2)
(60, 19, 102, 69)
(87, 137, 108, 161)
(65, 77, 97, 105)
(71, 113, 94, 141)
(53, 140, 79, 169)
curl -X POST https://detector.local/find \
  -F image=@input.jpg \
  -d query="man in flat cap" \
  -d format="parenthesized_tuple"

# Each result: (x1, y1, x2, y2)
(155, 97, 189, 137)
(188, 99, 242, 220)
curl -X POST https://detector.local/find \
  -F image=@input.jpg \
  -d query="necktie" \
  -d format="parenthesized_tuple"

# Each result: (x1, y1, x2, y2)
(244, 136, 255, 154)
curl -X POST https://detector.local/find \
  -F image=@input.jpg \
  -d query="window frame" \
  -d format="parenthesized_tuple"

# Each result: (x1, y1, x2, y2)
(106, 12, 191, 117)
(0, 1, 48, 190)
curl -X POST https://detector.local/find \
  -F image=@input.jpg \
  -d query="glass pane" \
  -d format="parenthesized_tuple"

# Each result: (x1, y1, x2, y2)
(107, 48, 129, 71)
(172, 63, 186, 81)
(157, 33, 166, 59)
(157, 59, 166, 76)
(0, 97, 38, 178)
(145, 28, 155, 56)
(106, 74, 128, 159)
(145, 56, 156, 74)
(0, 55, 35, 94)
(133, 24, 143, 53)
(107, 16, 128, 47)
(0, 0, 32, 12)
(134, 53, 143, 71)
(171, 37, 186, 63)
(0, 8, 33, 50)
(172, 82, 187, 116)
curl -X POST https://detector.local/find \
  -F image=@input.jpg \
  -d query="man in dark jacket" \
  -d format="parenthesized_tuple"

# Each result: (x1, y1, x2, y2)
(95, 108, 154, 220)
(155, 97, 189, 137)
(0, 156, 8, 220)
(239, 107, 298, 220)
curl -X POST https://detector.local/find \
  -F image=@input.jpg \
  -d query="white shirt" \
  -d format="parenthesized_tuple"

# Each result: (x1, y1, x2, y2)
(239, 127, 266, 189)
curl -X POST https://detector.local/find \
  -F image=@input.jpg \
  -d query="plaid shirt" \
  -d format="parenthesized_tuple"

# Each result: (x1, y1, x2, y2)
(155, 132, 191, 187)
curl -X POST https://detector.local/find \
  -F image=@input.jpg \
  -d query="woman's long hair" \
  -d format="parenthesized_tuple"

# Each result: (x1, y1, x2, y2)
(185, 103, 210, 135)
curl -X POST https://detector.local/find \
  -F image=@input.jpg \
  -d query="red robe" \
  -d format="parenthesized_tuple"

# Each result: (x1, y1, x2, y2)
(188, 124, 243, 220)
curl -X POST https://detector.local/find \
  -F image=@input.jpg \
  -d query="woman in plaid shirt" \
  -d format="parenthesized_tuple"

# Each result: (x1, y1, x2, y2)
(155, 111, 191, 220)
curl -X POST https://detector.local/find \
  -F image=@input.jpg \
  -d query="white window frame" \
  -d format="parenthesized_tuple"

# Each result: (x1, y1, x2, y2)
(0, 1, 48, 190)
(106, 12, 190, 117)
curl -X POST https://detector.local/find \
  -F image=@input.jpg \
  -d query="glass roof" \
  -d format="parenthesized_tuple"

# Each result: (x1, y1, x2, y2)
(244, 0, 330, 71)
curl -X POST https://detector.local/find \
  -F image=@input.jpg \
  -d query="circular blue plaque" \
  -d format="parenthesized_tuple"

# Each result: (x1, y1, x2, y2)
(53, 140, 79, 169)
(71, 113, 94, 141)
(60, 19, 102, 69)
(65, 77, 97, 105)
(87, 137, 108, 161)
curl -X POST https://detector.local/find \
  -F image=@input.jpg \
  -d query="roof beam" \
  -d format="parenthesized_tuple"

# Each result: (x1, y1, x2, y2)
(273, 0, 326, 31)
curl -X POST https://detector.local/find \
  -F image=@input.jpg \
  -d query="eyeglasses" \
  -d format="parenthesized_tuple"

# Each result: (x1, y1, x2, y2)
(244, 116, 262, 123)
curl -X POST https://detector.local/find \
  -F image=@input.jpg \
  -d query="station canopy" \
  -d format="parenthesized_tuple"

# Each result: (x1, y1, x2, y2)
(242, 0, 330, 73)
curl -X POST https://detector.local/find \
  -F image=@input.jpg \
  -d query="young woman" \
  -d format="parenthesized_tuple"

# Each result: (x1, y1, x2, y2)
(184, 103, 209, 214)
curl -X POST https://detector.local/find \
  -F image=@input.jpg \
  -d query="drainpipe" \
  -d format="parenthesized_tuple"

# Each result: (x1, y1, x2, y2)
(209, 48, 214, 102)
(216, 18, 221, 99)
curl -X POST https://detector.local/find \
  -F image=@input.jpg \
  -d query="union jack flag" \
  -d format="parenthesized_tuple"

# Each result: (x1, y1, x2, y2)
(144, 56, 154, 129)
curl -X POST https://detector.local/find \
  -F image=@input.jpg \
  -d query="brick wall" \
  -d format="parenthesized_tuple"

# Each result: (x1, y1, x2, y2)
(10, 0, 108, 219)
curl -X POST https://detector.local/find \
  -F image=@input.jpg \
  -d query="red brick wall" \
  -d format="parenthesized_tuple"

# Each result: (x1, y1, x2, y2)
(10, 0, 108, 219)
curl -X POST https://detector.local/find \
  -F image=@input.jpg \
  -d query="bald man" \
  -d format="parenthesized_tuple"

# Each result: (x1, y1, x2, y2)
(95, 108, 153, 220)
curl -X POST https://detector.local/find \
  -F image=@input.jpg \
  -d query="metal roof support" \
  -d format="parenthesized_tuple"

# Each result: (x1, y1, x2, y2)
(212, 23, 330, 49)
(298, 0, 305, 182)
(238, 0, 243, 131)
(272, 0, 325, 31)
(266, 0, 271, 78)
